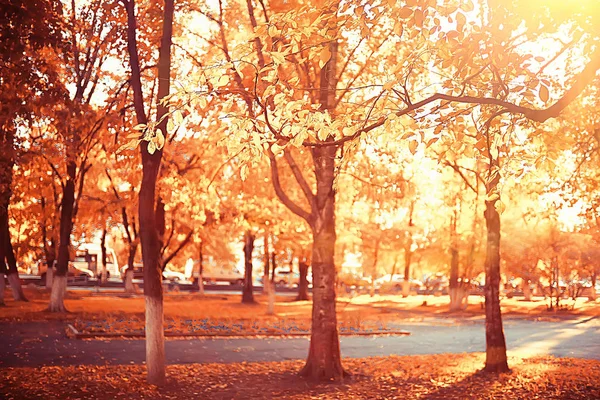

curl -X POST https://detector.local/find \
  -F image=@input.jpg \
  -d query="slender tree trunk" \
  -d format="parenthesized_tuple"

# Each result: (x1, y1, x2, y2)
(267, 251, 276, 314)
(198, 240, 204, 295)
(270, 251, 277, 282)
(2, 215, 27, 301)
(296, 259, 310, 301)
(483, 168, 509, 373)
(125, 242, 137, 293)
(402, 243, 412, 297)
(48, 160, 77, 313)
(100, 228, 108, 283)
(0, 129, 27, 301)
(124, 0, 174, 386)
(589, 272, 597, 301)
(263, 233, 270, 295)
(242, 230, 255, 303)
(523, 279, 532, 301)
(0, 270, 5, 306)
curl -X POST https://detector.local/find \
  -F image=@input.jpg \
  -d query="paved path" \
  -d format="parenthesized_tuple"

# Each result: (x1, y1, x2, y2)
(1, 317, 598, 368)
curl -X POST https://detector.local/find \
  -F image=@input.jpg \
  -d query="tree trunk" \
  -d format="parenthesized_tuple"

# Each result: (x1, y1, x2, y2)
(589, 272, 597, 301)
(0, 129, 27, 302)
(124, 0, 174, 385)
(48, 160, 76, 313)
(270, 251, 277, 283)
(523, 280, 532, 301)
(296, 260, 310, 301)
(483, 173, 509, 373)
(263, 233, 270, 295)
(0, 272, 5, 306)
(267, 279, 275, 315)
(100, 228, 108, 283)
(402, 243, 412, 297)
(449, 246, 464, 312)
(198, 240, 204, 295)
(242, 230, 255, 303)
(2, 215, 27, 301)
(300, 143, 344, 381)
(125, 242, 137, 293)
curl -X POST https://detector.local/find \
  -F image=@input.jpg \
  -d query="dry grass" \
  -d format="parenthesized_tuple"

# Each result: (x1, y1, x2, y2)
(2, 288, 599, 333)
(1, 353, 599, 399)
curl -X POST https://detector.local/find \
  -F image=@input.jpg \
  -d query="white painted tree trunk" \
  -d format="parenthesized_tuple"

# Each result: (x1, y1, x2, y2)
(0, 274, 5, 306)
(45, 268, 53, 290)
(198, 275, 204, 295)
(7, 273, 27, 301)
(267, 280, 275, 315)
(523, 282, 532, 301)
(402, 280, 410, 297)
(125, 269, 136, 294)
(449, 287, 468, 311)
(48, 275, 67, 312)
(145, 296, 165, 383)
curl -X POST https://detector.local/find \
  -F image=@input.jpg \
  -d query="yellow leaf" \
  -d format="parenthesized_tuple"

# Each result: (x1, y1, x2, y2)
(215, 75, 230, 88)
(147, 141, 156, 155)
(319, 47, 331, 69)
(539, 85, 550, 103)
(383, 80, 395, 90)
(409, 140, 418, 155)
(156, 129, 165, 149)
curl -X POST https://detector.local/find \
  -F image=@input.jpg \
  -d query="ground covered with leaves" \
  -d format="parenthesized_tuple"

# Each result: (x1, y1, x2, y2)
(1, 353, 599, 399)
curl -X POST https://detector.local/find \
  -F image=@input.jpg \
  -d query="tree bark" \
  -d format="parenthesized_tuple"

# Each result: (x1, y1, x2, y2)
(100, 227, 108, 282)
(242, 230, 255, 303)
(0, 128, 27, 301)
(2, 213, 27, 301)
(123, 0, 174, 386)
(483, 167, 509, 373)
(402, 243, 412, 297)
(263, 233, 270, 295)
(296, 259, 310, 301)
(197, 240, 204, 295)
(48, 159, 76, 313)
(125, 241, 137, 293)
(0, 271, 5, 306)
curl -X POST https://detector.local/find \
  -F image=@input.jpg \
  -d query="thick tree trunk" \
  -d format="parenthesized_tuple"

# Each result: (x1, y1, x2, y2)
(49, 160, 76, 313)
(242, 230, 255, 303)
(301, 210, 344, 380)
(449, 244, 463, 311)
(483, 180, 509, 373)
(300, 143, 344, 381)
(296, 260, 310, 301)
(589, 272, 597, 301)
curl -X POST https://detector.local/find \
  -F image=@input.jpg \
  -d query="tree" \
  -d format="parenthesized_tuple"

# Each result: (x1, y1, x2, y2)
(122, 0, 174, 385)
(0, 0, 64, 301)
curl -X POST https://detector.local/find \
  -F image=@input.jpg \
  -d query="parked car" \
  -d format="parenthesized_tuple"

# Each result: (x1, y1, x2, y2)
(37, 260, 95, 284)
(162, 269, 187, 283)
(190, 259, 245, 285)
(374, 274, 423, 294)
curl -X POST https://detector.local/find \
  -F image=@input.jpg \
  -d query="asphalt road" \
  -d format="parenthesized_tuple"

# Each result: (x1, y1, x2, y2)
(1, 317, 598, 368)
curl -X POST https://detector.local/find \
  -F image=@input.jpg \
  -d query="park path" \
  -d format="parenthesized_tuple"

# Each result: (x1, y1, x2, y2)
(1, 317, 598, 368)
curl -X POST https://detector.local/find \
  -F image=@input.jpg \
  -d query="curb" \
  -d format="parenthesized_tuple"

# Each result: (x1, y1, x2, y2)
(66, 325, 410, 339)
